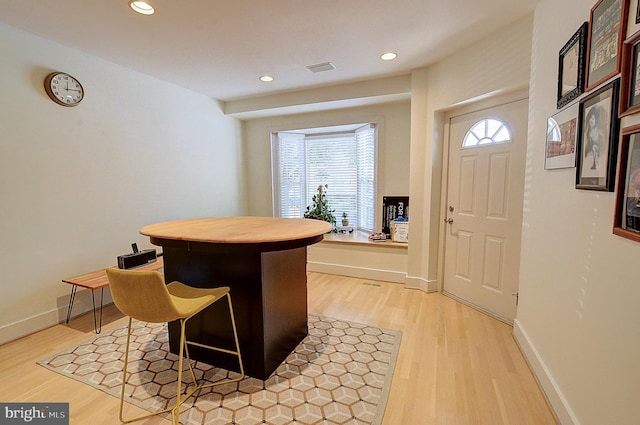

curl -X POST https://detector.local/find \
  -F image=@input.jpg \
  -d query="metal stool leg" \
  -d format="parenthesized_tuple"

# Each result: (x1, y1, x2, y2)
(91, 288, 104, 334)
(171, 293, 245, 421)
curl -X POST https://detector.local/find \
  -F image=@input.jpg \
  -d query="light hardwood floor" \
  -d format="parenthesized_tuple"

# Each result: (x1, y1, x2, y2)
(0, 272, 557, 425)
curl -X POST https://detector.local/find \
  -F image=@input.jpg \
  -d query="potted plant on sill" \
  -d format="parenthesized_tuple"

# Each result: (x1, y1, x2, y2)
(304, 184, 336, 230)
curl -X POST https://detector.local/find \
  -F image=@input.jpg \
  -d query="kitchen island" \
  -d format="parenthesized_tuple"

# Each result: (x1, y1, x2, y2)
(140, 216, 331, 380)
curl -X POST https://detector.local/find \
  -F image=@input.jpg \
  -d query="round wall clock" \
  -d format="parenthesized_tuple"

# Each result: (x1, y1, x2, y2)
(44, 72, 84, 107)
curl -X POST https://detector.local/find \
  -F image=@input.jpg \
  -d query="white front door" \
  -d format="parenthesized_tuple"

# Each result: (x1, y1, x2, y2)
(443, 98, 528, 323)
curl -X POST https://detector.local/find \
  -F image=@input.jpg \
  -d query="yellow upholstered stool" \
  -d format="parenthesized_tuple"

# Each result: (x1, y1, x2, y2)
(105, 267, 244, 424)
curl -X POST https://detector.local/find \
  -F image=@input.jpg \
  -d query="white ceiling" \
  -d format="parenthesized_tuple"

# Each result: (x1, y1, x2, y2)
(0, 0, 538, 102)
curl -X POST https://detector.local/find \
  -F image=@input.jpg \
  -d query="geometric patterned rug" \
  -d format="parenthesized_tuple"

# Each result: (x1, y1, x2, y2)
(38, 315, 401, 425)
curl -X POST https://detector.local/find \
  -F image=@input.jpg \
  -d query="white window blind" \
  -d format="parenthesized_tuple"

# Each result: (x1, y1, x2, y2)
(356, 124, 375, 231)
(272, 124, 377, 231)
(273, 132, 306, 219)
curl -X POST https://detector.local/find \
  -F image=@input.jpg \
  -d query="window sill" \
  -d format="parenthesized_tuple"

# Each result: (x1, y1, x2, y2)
(319, 230, 408, 249)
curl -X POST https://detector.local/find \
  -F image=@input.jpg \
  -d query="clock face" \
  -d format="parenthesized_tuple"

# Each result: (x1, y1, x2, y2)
(44, 72, 84, 106)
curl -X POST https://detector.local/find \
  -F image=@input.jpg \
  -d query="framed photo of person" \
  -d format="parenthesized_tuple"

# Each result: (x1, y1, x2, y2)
(545, 102, 579, 169)
(585, 0, 628, 91)
(613, 124, 640, 242)
(576, 79, 620, 191)
(619, 30, 640, 116)
(557, 22, 588, 109)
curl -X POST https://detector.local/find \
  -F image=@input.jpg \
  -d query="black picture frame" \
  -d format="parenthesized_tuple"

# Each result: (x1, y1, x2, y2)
(619, 30, 640, 116)
(613, 124, 640, 243)
(558, 22, 588, 109)
(576, 78, 620, 191)
(586, 0, 628, 91)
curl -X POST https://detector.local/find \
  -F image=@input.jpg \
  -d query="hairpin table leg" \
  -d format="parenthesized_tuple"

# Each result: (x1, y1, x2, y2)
(66, 285, 78, 324)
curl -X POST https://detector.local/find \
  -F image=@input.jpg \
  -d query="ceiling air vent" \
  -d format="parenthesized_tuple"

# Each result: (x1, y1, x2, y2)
(307, 62, 336, 73)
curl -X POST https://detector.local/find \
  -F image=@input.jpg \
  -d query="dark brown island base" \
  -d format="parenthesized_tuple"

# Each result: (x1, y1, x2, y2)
(140, 216, 332, 380)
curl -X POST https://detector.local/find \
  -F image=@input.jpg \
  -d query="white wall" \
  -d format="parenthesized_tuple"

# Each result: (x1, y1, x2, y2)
(514, 1, 640, 424)
(4, 5, 636, 421)
(0, 24, 245, 343)
(308, 242, 409, 284)
(242, 101, 411, 281)
(241, 16, 533, 289)
(243, 101, 411, 218)
(407, 15, 533, 290)
(407, 9, 639, 423)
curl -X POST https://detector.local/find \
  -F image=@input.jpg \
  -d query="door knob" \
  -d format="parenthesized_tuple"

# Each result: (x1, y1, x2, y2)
(444, 217, 454, 224)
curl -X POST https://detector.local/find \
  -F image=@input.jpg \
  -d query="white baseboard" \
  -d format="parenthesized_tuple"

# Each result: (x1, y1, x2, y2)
(513, 319, 580, 425)
(307, 261, 439, 293)
(0, 309, 60, 345)
(307, 261, 409, 284)
(404, 275, 438, 292)
(0, 289, 113, 345)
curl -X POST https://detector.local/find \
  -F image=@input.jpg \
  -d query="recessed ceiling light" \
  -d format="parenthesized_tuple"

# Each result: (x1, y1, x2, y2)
(259, 75, 274, 82)
(381, 52, 398, 61)
(129, 0, 155, 15)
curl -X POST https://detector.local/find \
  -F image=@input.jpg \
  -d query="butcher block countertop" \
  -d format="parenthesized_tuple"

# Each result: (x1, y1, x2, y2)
(140, 216, 333, 244)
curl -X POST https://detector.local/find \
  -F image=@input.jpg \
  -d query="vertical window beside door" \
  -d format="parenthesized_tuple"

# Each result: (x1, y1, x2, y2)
(272, 124, 377, 231)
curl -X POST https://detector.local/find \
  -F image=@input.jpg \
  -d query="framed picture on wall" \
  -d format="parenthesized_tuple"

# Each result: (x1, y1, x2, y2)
(619, 30, 640, 116)
(557, 22, 588, 109)
(576, 79, 620, 191)
(545, 102, 579, 169)
(613, 124, 640, 242)
(586, 0, 628, 91)
(627, 0, 640, 37)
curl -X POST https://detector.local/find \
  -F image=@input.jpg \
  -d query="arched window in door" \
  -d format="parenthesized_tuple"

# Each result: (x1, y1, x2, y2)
(462, 118, 511, 148)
